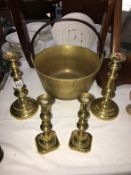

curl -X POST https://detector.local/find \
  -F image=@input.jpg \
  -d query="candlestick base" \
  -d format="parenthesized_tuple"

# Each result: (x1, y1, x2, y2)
(35, 131, 59, 154)
(91, 97, 119, 120)
(69, 130, 92, 152)
(10, 97, 38, 119)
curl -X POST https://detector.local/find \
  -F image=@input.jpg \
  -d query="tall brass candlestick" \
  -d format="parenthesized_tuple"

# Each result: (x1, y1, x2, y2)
(35, 94, 59, 154)
(69, 93, 94, 153)
(91, 52, 126, 120)
(4, 52, 38, 119)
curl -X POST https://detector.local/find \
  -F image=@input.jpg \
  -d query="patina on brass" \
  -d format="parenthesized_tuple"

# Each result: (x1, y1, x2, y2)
(69, 93, 94, 152)
(4, 52, 38, 119)
(91, 52, 126, 120)
(34, 45, 103, 100)
(35, 94, 59, 154)
(126, 91, 131, 115)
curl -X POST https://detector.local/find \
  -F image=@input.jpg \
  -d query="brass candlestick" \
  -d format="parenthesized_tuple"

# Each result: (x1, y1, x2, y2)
(91, 52, 126, 120)
(4, 51, 38, 119)
(69, 93, 94, 153)
(126, 91, 131, 115)
(35, 94, 59, 154)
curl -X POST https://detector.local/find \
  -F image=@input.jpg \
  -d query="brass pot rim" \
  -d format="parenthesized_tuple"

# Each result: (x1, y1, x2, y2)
(34, 45, 103, 81)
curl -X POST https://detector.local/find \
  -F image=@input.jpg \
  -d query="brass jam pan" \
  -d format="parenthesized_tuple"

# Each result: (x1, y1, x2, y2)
(34, 45, 103, 100)
(31, 18, 103, 100)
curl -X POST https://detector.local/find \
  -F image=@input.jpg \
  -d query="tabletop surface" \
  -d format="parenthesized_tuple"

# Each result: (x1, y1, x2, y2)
(0, 58, 131, 175)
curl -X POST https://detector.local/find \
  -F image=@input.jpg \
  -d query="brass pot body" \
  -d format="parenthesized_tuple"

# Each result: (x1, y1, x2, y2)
(34, 45, 102, 100)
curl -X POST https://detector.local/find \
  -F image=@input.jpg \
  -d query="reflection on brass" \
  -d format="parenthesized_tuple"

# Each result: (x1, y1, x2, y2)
(35, 94, 59, 154)
(91, 52, 126, 120)
(4, 52, 38, 119)
(69, 93, 94, 152)
(126, 91, 131, 115)
(34, 45, 103, 100)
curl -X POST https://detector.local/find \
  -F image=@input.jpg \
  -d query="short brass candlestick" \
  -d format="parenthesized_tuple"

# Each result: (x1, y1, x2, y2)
(69, 93, 94, 153)
(35, 94, 59, 154)
(126, 91, 131, 115)
(4, 52, 38, 119)
(91, 52, 126, 120)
